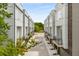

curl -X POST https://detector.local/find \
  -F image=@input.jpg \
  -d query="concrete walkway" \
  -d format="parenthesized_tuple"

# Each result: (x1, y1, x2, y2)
(24, 33, 59, 56)
(25, 33, 49, 56)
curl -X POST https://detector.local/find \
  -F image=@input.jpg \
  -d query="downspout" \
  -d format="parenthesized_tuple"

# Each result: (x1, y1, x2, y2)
(28, 16, 30, 37)
(14, 3, 16, 46)
(23, 9, 25, 39)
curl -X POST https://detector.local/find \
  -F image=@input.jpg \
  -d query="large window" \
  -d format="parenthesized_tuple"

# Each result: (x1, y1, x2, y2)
(17, 27, 21, 38)
(57, 10, 62, 20)
(56, 26, 62, 45)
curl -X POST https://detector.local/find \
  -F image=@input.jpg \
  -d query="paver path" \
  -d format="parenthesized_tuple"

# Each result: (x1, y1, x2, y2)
(25, 33, 49, 56)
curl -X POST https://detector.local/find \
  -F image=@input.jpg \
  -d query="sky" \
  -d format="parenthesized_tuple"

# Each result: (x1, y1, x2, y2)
(22, 3, 56, 24)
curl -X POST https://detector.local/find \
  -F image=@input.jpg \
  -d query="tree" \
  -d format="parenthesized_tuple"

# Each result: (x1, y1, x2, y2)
(0, 3, 19, 56)
(34, 22, 44, 32)
(0, 3, 12, 43)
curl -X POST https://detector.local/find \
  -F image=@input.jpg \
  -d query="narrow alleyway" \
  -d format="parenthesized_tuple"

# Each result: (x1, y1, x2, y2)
(24, 33, 59, 56)
(25, 33, 49, 56)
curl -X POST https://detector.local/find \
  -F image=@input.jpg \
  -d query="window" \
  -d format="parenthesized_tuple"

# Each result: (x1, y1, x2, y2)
(57, 26, 62, 45)
(17, 27, 21, 38)
(57, 10, 62, 20)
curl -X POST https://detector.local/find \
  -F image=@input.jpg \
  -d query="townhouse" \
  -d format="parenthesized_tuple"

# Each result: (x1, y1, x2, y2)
(44, 10, 56, 43)
(5, 3, 34, 45)
(44, 16, 49, 40)
(29, 17, 34, 35)
(54, 3, 68, 55)
(44, 3, 79, 56)
(23, 10, 29, 39)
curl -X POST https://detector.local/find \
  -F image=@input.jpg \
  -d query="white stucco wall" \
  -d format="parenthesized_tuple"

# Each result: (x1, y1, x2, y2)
(55, 4, 63, 40)
(49, 10, 55, 39)
(55, 4, 68, 49)
(15, 3, 23, 11)
(62, 4, 68, 49)
(25, 15, 28, 38)
(49, 14, 53, 27)
(44, 19, 47, 32)
(5, 3, 34, 45)
(15, 4, 23, 43)
(30, 20, 34, 33)
(5, 4, 15, 41)
(47, 18, 49, 33)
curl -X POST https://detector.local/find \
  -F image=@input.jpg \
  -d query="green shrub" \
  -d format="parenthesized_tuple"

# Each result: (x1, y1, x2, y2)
(26, 39, 38, 48)
(0, 3, 17, 56)
(16, 37, 28, 55)
(5, 39, 18, 56)
(0, 39, 18, 56)
(28, 33, 32, 39)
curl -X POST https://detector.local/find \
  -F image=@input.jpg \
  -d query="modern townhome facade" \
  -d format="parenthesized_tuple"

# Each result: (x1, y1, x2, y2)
(23, 10, 29, 39)
(5, 3, 34, 45)
(29, 17, 34, 35)
(44, 10, 56, 43)
(44, 16, 49, 40)
(54, 3, 69, 55)
(44, 3, 79, 56)
(49, 10, 56, 41)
